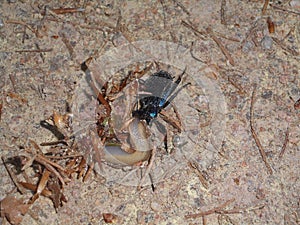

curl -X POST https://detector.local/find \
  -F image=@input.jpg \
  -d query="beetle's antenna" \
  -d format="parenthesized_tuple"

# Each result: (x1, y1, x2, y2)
(174, 66, 187, 85)
(163, 67, 190, 108)
(163, 82, 191, 108)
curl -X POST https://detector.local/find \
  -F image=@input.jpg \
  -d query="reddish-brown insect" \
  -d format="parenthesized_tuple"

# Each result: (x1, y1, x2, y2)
(267, 17, 275, 34)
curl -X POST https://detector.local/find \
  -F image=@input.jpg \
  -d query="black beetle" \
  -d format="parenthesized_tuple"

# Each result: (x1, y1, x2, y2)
(132, 69, 189, 124)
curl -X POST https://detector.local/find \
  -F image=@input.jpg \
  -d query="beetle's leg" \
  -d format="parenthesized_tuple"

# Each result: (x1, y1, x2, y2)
(152, 119, 169, 153)
(162, 82, 191, 109)
(162, 67, 189, 109)
(174, 66, 187, 85)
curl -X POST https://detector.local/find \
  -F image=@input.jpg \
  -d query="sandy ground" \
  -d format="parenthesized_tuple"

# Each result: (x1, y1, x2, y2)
(0, 0, 300, 224)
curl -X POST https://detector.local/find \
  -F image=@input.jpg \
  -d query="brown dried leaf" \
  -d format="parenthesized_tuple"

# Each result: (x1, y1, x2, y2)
(1, 196, 30, 225)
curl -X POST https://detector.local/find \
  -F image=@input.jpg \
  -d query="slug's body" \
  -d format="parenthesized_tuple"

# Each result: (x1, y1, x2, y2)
(104, 118, 151, 166)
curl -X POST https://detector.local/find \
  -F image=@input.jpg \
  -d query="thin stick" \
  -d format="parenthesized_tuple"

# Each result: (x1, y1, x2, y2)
(6, 20, 37, 35)
(173, 0, 190, 15)
(40, 140, 68, 146)
(271, 4, 300, 16)
(185, 198, 235, 219)
(282, 25, 296, 42)
(138, 146, 156, 190)
(214, 31, 240, 42)
(272, 37, 299, 56)
(216, 204, 265, 214)
(188, 160, 209, 189)
(227, 75, 246, 95)
(9, 74, 16, 92)
(50, 8, 85, 14)
(206, 28, 235, 66)
(35, 154, 66, 172)
(45, 154, 82, 159)
(15, 49, 53, 53)
(262, 0, 269, 15)
(203, 215, 207, 225)
(181, 20, 207, 40)
(34, 156, 68, 186)
(250, 85, 273, 174)
(0, 101, 2, 122)
(159, 0, 167, 30)
(279, 127, 289, 159)
(61, 33, 74, 59)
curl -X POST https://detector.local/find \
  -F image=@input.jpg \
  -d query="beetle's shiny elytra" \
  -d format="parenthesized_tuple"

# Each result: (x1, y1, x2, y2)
(132, 69, 187, 124)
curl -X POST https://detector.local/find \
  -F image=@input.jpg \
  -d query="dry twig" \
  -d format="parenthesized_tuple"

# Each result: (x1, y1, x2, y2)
(214, 31, 241, 42)
(278, 128, 289, 159)
(185, 198, 235, 219)
(50, 8, 85, 14)
(173, 0, 190, 15)
(15, 49, 53, 53)
(0, 101, 2, 122)
(271, 4, 300, 16)
(216, 204, 265, 214)
(262, 0, 270, 15)
(206, 27, 235, 66)
(9, 74, 16, 92)
(6, 20, 37, 36)
(188, 160, 209, 189)
(181, 20, 207, 40)
(227, 75, 246, 95)
(33, 155, 68, 186)
(61, 33, 75, 59)
(272, 37, 299, 56)
(250, 85, 273, 174)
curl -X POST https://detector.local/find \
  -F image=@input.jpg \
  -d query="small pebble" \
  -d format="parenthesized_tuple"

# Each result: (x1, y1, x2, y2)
(150, 201, 162, 211)
(261, 90, 273, 99)
(172, 135, 182, 147)
(261, 36, 273, 50)
(242, 41, 254, 53)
